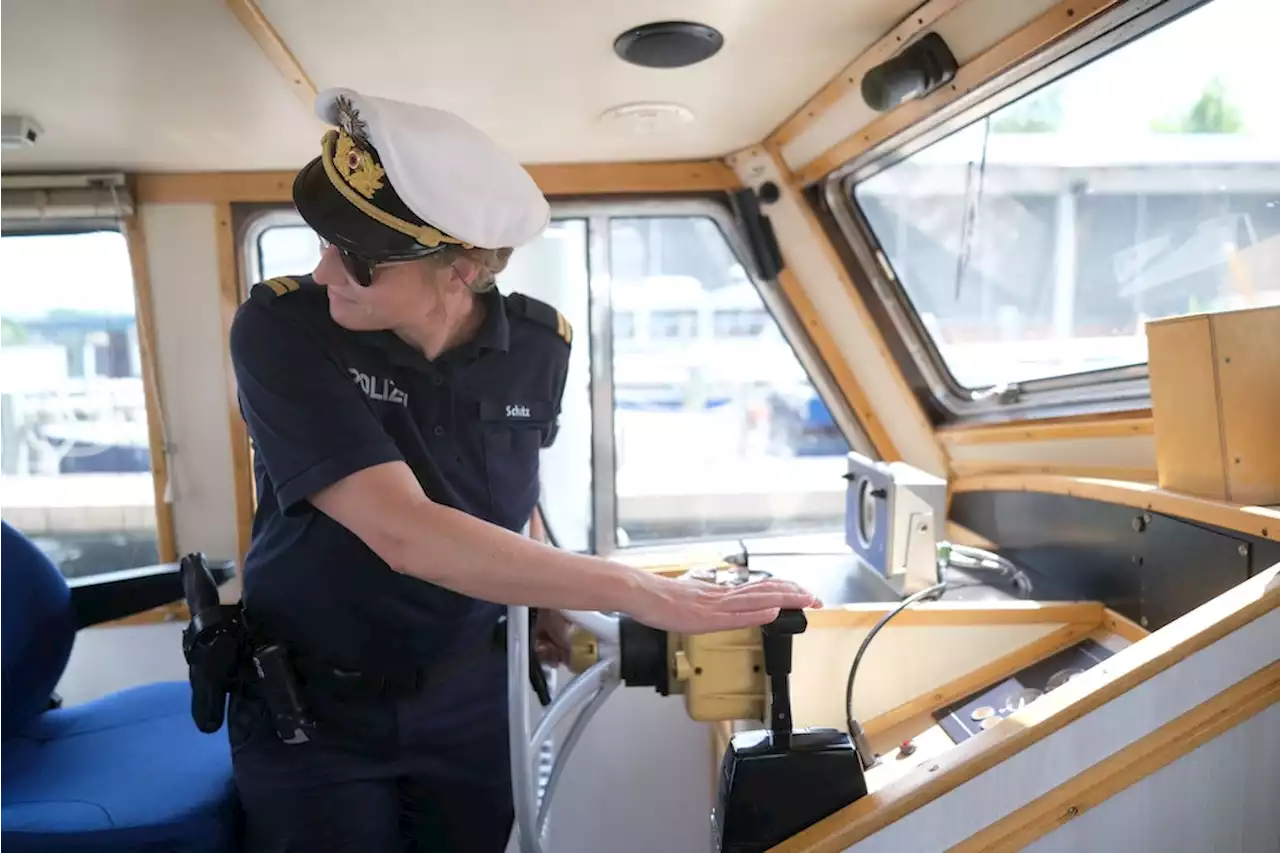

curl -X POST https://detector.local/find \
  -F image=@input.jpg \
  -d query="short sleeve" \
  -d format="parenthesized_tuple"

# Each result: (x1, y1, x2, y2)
(540, 341, 571, 449)
(229, 299, 402, 514)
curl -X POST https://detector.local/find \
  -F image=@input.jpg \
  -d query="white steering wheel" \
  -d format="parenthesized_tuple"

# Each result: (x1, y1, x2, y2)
(507, 607, 623, 853)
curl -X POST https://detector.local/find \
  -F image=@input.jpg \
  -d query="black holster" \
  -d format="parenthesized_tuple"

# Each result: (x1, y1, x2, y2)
(180, 553, 249, 734)
(180, 554, 315, 744)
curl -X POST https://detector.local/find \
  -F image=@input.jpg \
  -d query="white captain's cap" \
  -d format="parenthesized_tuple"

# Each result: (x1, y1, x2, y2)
(292, 87, 549, 261)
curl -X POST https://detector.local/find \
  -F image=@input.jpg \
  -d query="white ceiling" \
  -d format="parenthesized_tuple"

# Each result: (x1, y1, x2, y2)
(1, 0, 922, 173)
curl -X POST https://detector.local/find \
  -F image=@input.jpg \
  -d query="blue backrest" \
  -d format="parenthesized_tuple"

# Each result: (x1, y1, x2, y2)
(1, 521, 77, 735)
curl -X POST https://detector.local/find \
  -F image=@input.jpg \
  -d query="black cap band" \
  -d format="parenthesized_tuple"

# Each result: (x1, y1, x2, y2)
(292, 130, 470, 263)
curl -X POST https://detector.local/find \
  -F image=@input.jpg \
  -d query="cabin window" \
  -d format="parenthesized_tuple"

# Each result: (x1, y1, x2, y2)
(246, 201, 861, 554)
(257, 223, 322, 282)
(603, 212, 851, 549)
(0, 230, 161, 577)
(834, 0, 1279, 418)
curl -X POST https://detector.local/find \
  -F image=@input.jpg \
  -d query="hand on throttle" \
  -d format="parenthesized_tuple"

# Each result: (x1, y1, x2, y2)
(628, 574, 821, 635)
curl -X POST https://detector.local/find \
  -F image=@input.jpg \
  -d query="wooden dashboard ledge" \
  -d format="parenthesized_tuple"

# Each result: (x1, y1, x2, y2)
(770, 563, 1280, 853)
(937, 413, 1154, 447)
(951, 473, 1280, 542)
(803, 601, 1101, 629)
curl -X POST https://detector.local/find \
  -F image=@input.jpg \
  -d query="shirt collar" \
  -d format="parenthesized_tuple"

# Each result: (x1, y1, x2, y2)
(354, 287, 509, 370)
(455, 286, 510, 358)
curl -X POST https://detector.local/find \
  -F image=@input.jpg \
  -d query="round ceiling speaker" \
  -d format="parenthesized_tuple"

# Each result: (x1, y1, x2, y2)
(613, 21, 724, 69)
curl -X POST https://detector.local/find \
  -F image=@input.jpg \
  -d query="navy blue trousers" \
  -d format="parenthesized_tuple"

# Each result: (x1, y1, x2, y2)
(228, 649, 512, 853)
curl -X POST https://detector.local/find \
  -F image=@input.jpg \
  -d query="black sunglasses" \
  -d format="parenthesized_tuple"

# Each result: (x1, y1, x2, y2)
(337, 247, 377, 287)
(321, 240, 438, 287)
(316, 238, 377, 286)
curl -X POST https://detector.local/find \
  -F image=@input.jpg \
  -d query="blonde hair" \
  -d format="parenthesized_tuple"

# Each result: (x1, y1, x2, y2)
(432, 245, 514, 294)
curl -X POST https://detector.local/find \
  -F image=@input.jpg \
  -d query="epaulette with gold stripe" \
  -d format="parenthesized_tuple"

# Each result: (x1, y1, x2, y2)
(505, 292, 572, 346)
(250, 276, 307, 302)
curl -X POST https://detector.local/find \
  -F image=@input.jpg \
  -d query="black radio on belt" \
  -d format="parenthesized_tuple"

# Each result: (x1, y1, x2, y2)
(251, 644, 316, 745)
(712, 610, 868, 852)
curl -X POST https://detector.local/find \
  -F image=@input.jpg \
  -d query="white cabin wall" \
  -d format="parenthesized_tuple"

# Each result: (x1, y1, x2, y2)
(1021, 702, 1280, 853)
(139, 202, 239, 566)
(540, 687, 715, 853)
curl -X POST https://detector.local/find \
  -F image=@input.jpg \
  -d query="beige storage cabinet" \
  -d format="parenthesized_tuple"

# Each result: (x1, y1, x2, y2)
(1147, 304, 1280, 506)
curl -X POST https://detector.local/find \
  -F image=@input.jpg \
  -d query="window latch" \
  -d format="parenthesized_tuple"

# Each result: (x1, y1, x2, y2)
(971, 383, 1021, 405)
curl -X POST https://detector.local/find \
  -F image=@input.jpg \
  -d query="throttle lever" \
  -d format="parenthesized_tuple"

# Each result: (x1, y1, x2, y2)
(761, 609, 807, 749)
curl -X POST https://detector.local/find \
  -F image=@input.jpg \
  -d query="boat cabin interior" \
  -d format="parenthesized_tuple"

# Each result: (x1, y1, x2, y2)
(1, 0, 1277, 851)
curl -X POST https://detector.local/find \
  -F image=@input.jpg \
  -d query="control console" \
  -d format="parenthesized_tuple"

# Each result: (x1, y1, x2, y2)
(712, 610, 868, 852)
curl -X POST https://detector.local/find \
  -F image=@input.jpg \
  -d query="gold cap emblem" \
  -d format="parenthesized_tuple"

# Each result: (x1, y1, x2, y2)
(332, 131, 385, 199)
(329, 94, 385, 199)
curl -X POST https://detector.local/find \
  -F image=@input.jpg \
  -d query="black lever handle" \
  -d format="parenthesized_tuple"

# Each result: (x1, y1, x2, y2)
(761, 609, 807, 748)
(761, 609, 807, 675)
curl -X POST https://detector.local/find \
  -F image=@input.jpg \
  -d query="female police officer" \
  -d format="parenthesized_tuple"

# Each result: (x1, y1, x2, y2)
(226, 87, 820, 853)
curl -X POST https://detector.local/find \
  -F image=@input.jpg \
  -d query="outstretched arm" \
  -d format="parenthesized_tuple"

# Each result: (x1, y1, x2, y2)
(309, 461, 819, 634)
(230, 294, 819, 636)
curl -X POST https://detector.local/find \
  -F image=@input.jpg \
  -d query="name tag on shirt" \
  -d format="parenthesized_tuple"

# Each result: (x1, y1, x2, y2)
(480, 399, 552, 424)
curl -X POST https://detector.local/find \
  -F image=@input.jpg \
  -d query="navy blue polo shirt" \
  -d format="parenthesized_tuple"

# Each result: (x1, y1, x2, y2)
(227, 274, 571, 673)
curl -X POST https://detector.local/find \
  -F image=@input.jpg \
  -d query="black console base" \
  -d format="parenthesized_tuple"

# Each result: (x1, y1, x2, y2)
(714, 727, 867, 853)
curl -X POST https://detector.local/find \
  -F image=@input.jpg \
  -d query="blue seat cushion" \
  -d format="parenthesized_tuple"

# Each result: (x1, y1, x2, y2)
(1, 681, 238, 853)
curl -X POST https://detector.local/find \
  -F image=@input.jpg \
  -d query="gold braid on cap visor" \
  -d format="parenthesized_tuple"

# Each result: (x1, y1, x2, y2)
(321, 129, 473, 250)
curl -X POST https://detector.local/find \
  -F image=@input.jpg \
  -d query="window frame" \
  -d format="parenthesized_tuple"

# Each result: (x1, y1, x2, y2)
(823, 0, 1218, 422)
(239, 197, 874, 556)
(242, 207, 318, 286)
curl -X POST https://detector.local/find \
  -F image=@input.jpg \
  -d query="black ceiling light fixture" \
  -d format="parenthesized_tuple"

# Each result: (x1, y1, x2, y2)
(613, 21, 724, 69)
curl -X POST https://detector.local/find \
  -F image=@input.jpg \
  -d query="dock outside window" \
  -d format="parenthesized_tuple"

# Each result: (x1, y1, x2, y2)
(0, 230, 160, 578)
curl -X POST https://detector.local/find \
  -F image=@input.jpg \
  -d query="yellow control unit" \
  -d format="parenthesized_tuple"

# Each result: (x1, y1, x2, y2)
(568, 564, 769, 723)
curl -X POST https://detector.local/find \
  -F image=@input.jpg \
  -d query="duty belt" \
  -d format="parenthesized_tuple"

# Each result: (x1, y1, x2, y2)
(183, 555, 552, 746)
(288, 622, 506, 702)
(247, 611, 552, 706)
